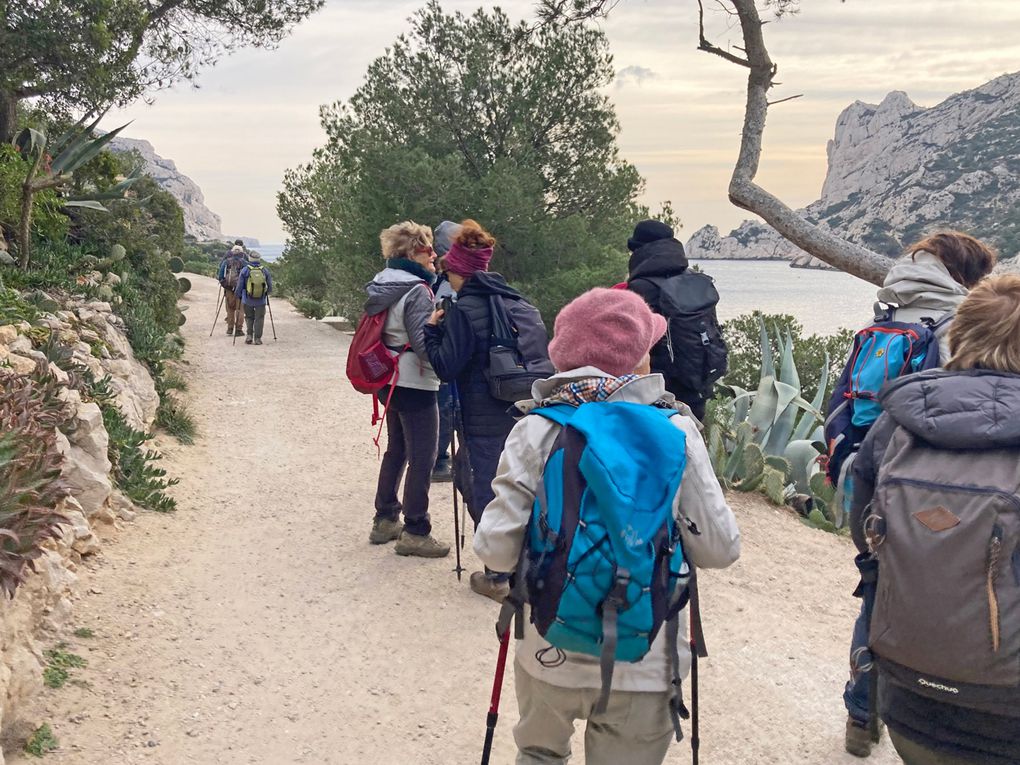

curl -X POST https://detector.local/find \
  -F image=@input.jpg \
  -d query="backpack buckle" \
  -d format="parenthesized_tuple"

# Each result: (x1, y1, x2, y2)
(605, 570, 631, 610)
(699, 331, 710, 346)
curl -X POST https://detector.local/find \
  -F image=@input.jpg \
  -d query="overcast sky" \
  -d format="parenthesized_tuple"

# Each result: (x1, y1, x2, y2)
(111, 0, 1020, 244)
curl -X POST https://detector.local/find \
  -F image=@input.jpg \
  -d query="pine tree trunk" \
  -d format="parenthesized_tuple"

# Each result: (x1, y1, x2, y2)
(18, 183, 33, 270)
(0, 90, 18, 145)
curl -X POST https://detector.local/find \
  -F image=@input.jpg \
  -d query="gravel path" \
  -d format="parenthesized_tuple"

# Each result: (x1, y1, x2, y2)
(10, 274, 901, 764)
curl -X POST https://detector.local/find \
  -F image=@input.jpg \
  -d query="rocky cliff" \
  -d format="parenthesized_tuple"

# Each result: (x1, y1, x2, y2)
(109, 137, 224, 242)
(687, 71, 1020, 266)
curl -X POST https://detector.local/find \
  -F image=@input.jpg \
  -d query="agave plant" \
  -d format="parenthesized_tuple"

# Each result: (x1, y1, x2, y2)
(14, 115, 139, 270)
(709, 317, 832, 516)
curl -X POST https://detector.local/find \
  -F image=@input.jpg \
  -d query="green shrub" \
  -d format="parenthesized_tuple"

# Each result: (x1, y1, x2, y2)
(101, 402, 178, 513)
(0, 288, 39, 324)
(24, 723, 58, 757)
(156, 395, 196, 445)
(182, 259, 217, 277)
(42, 643, 87, 689)
(293, 297, 328, 320)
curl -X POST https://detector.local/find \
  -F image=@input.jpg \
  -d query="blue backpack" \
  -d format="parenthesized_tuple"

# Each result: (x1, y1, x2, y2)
(518, 401, 694, 719)
(824, 306, 950, 487)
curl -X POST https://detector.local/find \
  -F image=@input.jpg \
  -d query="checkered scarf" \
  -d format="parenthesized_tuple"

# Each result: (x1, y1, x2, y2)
(545, 375, 639, 407)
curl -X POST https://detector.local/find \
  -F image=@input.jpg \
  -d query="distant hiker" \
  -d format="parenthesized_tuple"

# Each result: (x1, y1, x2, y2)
(431, 220, 462, 484)
(235, 251, 273, 346)
(849, 274, 1020, 765)
(625, 220, 728, 421)
(424, 219, 553, 601)
(364, 221, 450, 558)
(218, 240, 247, 336)
(474, 288, 741, 765)
(829, 231, 997, 758)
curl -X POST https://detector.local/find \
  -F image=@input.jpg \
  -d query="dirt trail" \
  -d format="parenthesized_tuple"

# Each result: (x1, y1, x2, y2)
(11, 274, 900, 764)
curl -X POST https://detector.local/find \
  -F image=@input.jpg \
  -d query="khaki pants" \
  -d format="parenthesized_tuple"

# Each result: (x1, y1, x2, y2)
(224, 288, 244, 332)
(513, 663, 674, 765)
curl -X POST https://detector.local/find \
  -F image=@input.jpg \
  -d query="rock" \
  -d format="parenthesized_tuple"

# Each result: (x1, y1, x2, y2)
(0, 249, 15, 266)
(84, 301, 113, 314)
(5, 354, 39, 376)
(109, 136, 224, 241)
(104, 358, 160, 432)
(688, 72, 1020, 264)
(55, 424, 113, 520)
(47, 362, 70, 386)
(58, 498, 102, 556)
(0, 325, 17, 345)
(111, 491, 139, 522)
(8, 335, 31, 354)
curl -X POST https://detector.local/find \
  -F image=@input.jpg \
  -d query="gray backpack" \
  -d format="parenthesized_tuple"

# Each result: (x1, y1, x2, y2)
(866, 426, 1020, 716)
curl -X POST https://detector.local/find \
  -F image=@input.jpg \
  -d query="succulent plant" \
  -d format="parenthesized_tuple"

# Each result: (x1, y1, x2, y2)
(169, 256, 185, 274)
(761, 465, 789, 505)
(109, 244, 126, 262)
(177, 311, 187, 326)
(176, 277, 191, 294)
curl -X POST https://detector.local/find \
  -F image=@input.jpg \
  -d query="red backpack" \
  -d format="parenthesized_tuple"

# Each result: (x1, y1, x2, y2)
(345, 309, 409, 450)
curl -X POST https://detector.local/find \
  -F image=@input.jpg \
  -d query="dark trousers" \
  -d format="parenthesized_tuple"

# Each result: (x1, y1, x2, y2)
(844, 553, 878, 723)
(374, 394, 439, 536)
(889, 730, 987, 765)
(244, 303, 266, 340)
(457, 431, 510, 583)
(436, 383, 453, 464)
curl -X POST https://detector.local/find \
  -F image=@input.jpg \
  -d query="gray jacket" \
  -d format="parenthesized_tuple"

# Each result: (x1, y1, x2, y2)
(873, 251, 968, 359)
(365, 268, 440, 392)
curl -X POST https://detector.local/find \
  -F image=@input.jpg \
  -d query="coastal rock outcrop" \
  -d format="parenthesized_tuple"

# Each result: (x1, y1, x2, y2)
(688, 71, 1020, 266)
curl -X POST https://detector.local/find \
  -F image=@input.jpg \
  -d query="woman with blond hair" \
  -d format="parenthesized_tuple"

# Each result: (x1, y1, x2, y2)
(424, 219, 552, 601)
(364, 221, 449, 558)
(849, 274, 1020, 765)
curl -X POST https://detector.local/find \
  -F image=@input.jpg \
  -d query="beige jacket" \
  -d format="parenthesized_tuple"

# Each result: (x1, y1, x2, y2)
(474, 368, 741, 693)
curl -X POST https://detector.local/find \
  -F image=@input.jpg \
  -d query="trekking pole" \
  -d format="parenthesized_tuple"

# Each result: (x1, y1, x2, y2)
(267, 296, 278, 341)
(209, 288, 225, 337)
(690, 633, 700, 765)
(451, 425, 465, 581)
(480, 627, 511, 765)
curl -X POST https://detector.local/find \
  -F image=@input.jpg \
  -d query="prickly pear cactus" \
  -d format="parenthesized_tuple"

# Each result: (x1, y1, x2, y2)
(169, 256, 185, 274)
(761, 465, 788, 505)
(96, 284, 115, 302)
(177, 311, 187, 326)
(177, 276, 191, 293)
(765, 455, 792, 481)
(809, 472, 838, 524)
(707, 424, 727, 480)
(110, 244, 126, 262)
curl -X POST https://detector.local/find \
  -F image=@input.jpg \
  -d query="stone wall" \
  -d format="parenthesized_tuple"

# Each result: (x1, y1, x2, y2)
(0, 299, 159, 762)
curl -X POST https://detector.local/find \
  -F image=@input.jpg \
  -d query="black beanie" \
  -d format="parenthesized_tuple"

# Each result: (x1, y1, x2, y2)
(627, 220, 674, 252)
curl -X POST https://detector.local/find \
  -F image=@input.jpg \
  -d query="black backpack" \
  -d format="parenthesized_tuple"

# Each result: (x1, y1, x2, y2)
(485, 295, 554, 402)
(632, 271, 728, 396)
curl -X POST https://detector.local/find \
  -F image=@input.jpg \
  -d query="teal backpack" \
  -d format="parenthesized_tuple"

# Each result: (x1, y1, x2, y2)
(510, 401, 699, 737)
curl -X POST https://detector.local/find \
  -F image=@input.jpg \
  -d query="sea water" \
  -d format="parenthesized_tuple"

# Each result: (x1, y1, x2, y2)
(691, 260, 878, 336)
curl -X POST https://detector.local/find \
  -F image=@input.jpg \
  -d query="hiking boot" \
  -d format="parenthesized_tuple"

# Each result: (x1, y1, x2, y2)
(226, 327, 235, 336)
(470, 571, 510, 603)
(234, 329, 245, 336)
(431, 460, 453, 483)
(369, 518, 403, 545)
(394, 531, 450, 558)
(255, 338, 263, 345)
(845, 717, 878, 758)
(245, 336, 253, 345)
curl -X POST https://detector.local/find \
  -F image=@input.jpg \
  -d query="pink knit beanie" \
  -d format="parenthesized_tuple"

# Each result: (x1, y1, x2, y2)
(548, 288, 667, 377)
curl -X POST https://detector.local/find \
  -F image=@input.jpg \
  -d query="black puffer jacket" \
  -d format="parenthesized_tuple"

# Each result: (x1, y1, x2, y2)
(424, 272, 524, 438)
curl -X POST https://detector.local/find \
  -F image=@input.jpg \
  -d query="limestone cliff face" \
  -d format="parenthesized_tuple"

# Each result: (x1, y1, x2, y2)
(109, 137, 224, 242)
(687, 71, 1020, 265)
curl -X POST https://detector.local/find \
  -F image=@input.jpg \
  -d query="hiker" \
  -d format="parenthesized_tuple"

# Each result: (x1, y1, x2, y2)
(474, 288, 741, 765)
(424, 219, 553, 601)
(365, 221, 449, 558)
(218, 240, 247, 336)
(431, 220, 462, 484)
(234, 251, 273, 346)
(625, 220, 728, 421)
(834, 231, 997, 758)
(849, 274, 1020, 765)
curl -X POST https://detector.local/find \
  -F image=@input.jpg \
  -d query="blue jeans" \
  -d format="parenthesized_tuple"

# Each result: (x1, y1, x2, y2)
(844, 554, 878, 723)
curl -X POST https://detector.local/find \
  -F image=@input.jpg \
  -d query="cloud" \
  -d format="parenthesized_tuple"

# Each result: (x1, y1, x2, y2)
(616, 65, 658, 88)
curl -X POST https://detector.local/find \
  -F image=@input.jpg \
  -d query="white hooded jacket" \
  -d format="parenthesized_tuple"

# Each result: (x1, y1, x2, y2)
(473, 368, 741, 693)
